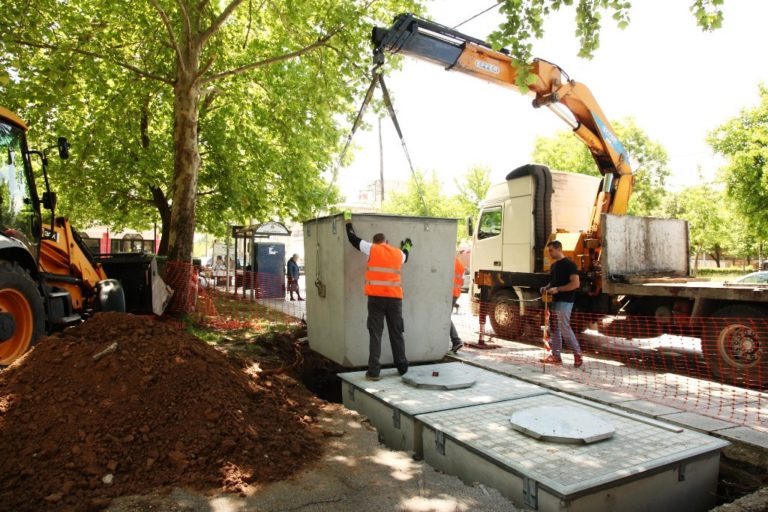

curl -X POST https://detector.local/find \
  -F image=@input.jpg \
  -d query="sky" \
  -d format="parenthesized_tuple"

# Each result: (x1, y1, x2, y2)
(338, 0, 768, 200)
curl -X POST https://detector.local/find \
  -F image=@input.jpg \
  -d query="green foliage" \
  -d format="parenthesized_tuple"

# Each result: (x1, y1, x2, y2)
(382, 170, 460, 217)
(382, 166, 490, 242)
(531, 117, 670, 216)
(708, 85, 768, 242)
(489, 1, 725, 68)
(660, 181, 731, 267)
(0, 0, 422, 255)
(454, 165, 492, 220)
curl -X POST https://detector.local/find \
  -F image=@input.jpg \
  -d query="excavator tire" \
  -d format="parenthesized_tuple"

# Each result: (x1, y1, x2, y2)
(0, 260, 45, 366)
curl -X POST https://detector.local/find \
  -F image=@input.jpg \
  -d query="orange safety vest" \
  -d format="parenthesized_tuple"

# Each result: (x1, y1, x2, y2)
(453, 257, 465, 298)
(365, 243, 404, 298)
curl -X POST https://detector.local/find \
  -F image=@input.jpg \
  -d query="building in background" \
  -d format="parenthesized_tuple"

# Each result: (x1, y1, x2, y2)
(80, 226, 159, 255)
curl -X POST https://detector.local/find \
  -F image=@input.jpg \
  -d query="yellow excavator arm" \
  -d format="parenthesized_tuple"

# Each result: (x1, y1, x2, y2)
(372, 14, 634, 235)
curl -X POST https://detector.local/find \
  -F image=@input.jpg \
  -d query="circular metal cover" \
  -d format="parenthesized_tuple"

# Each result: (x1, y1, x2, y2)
(402, 366, 477, 390)
(510, 405, 615, 444)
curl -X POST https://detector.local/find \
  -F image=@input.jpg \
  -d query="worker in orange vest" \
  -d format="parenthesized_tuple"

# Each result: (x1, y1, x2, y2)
(345, 211, 411, 381)
(449, 255, 464, 353)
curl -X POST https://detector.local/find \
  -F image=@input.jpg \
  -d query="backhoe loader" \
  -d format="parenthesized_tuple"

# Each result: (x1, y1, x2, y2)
(0, 106, 170, 365)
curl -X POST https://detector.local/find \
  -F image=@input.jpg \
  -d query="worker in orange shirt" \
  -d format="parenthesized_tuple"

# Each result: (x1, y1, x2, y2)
(344, 212, 411, 380)
(449, 255, 464, 353)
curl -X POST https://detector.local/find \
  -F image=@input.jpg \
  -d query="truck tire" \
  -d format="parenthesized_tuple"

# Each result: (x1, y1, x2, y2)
(0, 261, 45, 366)
(489, 290, 523, 340)
(702, 305, 767, 386)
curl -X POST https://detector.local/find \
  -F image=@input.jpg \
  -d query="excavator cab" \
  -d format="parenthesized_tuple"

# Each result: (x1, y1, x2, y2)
(0, 107, 171, 366)
(0, 107, 49, 363)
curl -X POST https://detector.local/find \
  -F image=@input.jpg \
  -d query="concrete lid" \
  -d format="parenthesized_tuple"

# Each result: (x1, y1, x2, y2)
(510, 405, 616, 444)
(402, 365, 477, 390)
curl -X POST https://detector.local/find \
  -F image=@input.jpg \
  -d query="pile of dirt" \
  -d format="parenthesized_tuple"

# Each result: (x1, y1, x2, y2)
(0, 312, 325, 511)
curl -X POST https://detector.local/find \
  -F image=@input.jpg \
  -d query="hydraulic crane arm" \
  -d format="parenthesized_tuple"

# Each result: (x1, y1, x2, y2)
(372, 14, 634, 229)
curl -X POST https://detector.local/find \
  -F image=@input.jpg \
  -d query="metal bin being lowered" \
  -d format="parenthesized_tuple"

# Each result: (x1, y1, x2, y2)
(303, 214, 457, 367)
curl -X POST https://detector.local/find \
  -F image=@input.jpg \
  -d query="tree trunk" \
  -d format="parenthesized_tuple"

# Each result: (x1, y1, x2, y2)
(167, 58, 201, 263)
(150, 186, 171, 256)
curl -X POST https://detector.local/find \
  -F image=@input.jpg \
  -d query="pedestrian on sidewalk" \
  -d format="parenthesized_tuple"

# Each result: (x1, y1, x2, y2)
(286, 254, 304, 301)
(539, 240, 583, 368)
(449, 255, 465, 353)
(344, 211, 411, 381)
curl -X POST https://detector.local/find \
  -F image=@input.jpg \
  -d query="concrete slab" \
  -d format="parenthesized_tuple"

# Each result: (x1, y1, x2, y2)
(420, 394, 728, 512)
(339, 362, 547, 457)
(714, 426, 768, 451)
(575, 388, 637, 404)
(659, 411, 738, 433)
(616, 399, 683, 417)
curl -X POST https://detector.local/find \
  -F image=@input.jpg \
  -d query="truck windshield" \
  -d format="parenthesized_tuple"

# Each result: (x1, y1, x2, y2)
(0, 120, 37, 248)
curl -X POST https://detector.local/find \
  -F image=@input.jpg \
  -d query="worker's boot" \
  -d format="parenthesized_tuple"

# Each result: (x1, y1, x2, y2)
(574, 353, 584, 368)
(540, 354, 562, 365)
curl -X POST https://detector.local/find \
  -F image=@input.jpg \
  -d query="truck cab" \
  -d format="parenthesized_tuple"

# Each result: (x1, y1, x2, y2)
(470, 164, 600, 307)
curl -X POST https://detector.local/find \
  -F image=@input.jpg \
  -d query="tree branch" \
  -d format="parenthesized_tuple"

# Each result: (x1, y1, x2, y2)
(6, 38, 174, 84)
(197, 55, 216, 79)
(174, 0, 194, 47)
(199, 0, 247, 46)
(149, 0, 187, 74)
(201, 30, 336, 84)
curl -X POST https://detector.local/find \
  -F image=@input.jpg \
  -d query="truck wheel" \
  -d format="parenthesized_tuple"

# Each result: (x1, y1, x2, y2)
(0, 261, 45, 366)
(702, 305, 767, 385)
(489, 290, 523, 340)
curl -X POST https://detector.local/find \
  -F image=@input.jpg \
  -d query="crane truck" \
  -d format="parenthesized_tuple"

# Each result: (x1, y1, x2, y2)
(0, 106, 170, 366)
(372, 14, 768, 385)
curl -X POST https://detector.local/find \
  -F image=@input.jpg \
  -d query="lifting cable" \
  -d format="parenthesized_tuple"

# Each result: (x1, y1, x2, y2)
(313, 62, 384, 296)
(313, 60, 429, 296)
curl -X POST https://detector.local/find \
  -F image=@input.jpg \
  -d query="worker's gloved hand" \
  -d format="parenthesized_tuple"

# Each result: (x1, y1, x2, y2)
(400, 238, 413, 252)
(343, 210, 352, 223)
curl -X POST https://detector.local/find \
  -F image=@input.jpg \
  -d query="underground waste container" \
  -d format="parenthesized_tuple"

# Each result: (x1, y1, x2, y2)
(303, 213, 457, 367)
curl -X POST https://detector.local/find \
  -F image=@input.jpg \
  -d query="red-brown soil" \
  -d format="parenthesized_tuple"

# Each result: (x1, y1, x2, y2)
(0, 312, 324, 511)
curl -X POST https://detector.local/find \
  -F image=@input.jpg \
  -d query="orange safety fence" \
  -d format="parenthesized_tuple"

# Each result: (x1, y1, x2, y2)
(469, 299, 768, 427)
(158, 262, 767, 428)
(161, 261, 306, 331)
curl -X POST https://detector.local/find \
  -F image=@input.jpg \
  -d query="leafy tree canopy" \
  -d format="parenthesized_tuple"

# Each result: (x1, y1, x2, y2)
(660, 181, 731, 268)
(382, 166, 491, 242)
(488, 0, 724, 66)
(0, 0, 422, 258)
(708, 84, 768, 241)
(531, 117, 670, 215)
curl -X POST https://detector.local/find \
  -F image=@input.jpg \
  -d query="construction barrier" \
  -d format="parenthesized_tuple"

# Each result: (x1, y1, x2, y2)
(159, 262, 767, 428)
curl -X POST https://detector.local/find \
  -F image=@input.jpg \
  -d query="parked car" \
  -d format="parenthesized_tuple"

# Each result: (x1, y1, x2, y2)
(732, 271, 768, 284)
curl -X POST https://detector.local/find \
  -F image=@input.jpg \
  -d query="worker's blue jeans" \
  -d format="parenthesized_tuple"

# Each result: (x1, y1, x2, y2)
(550, 301, 581, 359)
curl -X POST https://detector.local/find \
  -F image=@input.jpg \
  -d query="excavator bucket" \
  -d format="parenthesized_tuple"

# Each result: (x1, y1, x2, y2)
(93, 253, 173, 315)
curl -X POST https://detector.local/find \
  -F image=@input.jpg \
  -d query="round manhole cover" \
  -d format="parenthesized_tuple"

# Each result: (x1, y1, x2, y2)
(510, 405, 615, 444)
(402, 366, 476, 390)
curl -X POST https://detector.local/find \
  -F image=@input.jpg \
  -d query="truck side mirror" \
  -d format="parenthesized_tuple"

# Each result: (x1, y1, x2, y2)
(42, 191, 57, 210)
(466, 216, 474, 237)
(57, 137, 69, 159)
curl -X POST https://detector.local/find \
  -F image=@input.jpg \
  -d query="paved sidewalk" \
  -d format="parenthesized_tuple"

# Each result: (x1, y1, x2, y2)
(448, 339, 768, 456)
